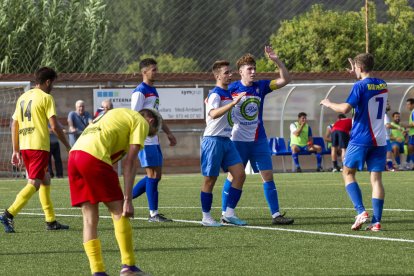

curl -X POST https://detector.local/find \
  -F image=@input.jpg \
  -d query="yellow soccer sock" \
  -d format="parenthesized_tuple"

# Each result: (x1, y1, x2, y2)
(113, 215, 135, 266)
(39, 184, 55, 222)
(7, 184, 37, 217)
(83, 239, 105, 274)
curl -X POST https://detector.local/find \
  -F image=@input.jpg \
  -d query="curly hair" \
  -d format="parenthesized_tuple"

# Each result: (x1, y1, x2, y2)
(236, 53, 256, 70)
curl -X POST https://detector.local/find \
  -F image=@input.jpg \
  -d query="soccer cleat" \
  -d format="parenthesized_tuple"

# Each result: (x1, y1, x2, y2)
(120, 264, 149, 276)
(201, 217, 222, 227)
(148, 213, 173, 223)
(0, 213, 15, 233)
(316, 167, 323, 172)
(295, 167, 302, 173)
(351, 211, 369, 231)
(46, 220, 69, 230)
(365, 222, 381, 232)
(332, 166, 341, 172)
(221, 215, 247, 226)
(272, 214, 294, 225)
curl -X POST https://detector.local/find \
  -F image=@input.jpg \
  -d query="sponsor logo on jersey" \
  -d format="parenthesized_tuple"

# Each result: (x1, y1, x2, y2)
(240, 97, 260, 121)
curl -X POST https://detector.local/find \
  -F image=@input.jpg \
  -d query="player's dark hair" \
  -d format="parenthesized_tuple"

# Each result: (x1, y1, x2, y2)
(406, 98, 414, 105)
(236, 53, 256, 70)
(139, 58, 157, 71)
(35, 67, 57, 84)
(139, 108, 162, 137)
(392, 112, 400, 117)
(353, 53, 374, 72)
(298, 112, 307, 118)
(338, 114, 346, 119)
(212, 60, 230, 75)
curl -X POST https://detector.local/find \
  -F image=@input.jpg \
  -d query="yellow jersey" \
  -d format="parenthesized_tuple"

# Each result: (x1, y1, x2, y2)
(71, 108, 149, 165)
(12, 88, 56, 151)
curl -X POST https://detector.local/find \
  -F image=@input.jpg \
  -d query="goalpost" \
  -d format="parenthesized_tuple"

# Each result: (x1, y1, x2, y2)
(0, 82, 31, 178)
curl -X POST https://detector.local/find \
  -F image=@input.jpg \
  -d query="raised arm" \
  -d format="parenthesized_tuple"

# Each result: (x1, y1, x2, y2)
(265, 46, 291, 89)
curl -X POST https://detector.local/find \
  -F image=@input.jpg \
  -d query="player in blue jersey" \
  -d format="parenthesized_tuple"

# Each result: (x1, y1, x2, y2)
(320, 53, 387, 231)
(221, 46, 294, 225)
(131, 58, 177, 222)
(200, 60, 247, 226)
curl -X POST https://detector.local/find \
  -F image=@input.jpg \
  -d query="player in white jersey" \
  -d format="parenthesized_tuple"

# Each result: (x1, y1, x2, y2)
(321, 53, 387, 232)
(221, 46, 294, 225)
(131, 58, 177, 222)
(200, 60, 246, 226)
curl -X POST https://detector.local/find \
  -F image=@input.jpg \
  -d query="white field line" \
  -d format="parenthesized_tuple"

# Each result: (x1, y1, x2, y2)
(23, 207, 414, 212)
(18, 211, 414, 244)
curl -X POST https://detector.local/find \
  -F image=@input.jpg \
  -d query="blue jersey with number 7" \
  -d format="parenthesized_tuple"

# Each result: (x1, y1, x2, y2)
(346, 78, 388, 147)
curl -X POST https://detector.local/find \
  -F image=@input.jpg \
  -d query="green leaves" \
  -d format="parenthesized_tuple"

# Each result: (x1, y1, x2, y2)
(0, 0, 108, 73)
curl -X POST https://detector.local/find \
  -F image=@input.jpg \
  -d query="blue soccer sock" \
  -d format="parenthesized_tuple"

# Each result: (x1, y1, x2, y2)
(292, 153, 300, 168)
(132, 176, 147, 199)
(146, 178, 159, 213)
(227, 186, 242, 209)
(386, 159, 393, 170)
(409, 154, 414, 164)
(316, 153, 322, 168)
(263, 181, 279, 216)
(395, 156, 401, 165)
(345, 182, 365, 214)
(371, 198, 384, 224)
(200, 192, 213, 213)
(221, 179, 232, 213)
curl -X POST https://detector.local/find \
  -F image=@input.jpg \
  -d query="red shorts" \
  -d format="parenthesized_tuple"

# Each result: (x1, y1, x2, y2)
(68, 150, 123, 207)
(20, 150, 49, 180)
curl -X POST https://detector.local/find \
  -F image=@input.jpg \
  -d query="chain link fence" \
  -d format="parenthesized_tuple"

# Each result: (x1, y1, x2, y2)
(1, 0, 414, 77)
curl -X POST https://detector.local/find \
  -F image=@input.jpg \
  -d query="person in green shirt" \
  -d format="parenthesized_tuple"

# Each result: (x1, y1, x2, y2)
(290, 112, 323, 172)
(389, 112, 406, 169)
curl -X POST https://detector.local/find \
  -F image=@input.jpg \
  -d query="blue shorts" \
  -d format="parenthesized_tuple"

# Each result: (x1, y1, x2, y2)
(233, 138, 273, 173)
(391, 141, 405, 153)
(291, 144, 308, 152)
(138, 144, 163, 168)
(344, 144, 386, 172)
(201, 136, 242, 176)
(386, 140, 392, 152)
(409, 135, 414, 146)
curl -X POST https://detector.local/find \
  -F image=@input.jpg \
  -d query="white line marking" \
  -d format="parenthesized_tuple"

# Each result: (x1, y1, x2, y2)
(23, 207, 414, 212)
(19, 212, 414, 244)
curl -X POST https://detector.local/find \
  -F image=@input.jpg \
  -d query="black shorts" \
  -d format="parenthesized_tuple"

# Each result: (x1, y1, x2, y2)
(331, 130, 350, 148)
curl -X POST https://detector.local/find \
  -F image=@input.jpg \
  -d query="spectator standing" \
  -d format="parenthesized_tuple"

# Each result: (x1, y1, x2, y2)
(67, 100, 92, 146)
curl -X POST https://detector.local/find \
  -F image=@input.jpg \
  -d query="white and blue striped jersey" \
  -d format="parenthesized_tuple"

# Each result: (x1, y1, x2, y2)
(131, 82, 160, 145)
(229, 80, 274, 142)
(346, 78, 388, 147)
(203, 87, 233, 138)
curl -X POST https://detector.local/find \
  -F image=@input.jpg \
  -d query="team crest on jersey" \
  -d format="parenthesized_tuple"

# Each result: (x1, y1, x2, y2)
(240, 97, 260, 121)
(154, 98, 160, 109)
(227, 107, 234, 127)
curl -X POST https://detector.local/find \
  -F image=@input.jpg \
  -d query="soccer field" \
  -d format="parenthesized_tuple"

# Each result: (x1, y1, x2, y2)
(0, 172, 413, 276)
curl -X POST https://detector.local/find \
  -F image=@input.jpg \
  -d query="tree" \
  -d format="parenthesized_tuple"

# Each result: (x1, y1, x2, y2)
(0, 0, 108, 73)
(258, 1, 414, 72)
(125, 54, 199, 73)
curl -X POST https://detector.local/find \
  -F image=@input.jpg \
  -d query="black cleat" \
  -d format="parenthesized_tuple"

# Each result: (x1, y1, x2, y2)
(0, 212, 15, 233)
(316, 167, 323, 172)
(148, 214, 173, 222)
(120, 264, 149, 276)
(272, 214, 294, 225)
(46, 220, 69, 230)
(295, 167, 302, 173)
